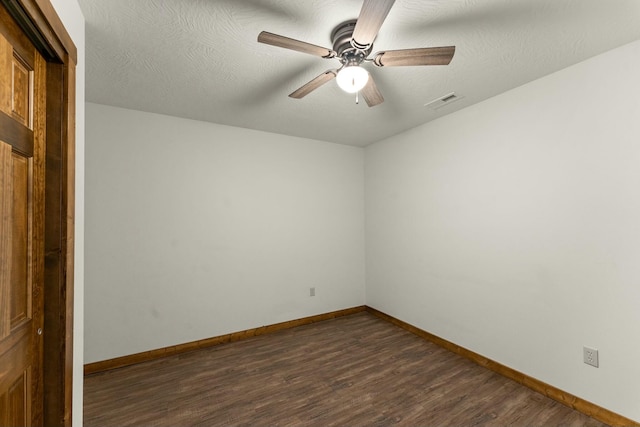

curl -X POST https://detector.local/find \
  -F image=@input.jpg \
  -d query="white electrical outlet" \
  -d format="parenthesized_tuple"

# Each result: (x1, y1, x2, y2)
(583, 346, 599, 368)
(310, 287, 315, 297)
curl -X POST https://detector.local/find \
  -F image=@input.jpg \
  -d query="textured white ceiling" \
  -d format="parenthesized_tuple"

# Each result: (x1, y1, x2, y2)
(78, 0, 640, 146)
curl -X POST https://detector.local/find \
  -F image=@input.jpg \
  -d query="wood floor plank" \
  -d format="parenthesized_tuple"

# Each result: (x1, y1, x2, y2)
(84, 313, 610, 426)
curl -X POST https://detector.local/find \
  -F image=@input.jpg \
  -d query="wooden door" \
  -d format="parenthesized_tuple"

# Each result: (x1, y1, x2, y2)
(0, 7, 46, 426)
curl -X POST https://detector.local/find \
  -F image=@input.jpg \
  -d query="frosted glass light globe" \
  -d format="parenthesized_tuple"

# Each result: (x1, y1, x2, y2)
(336, 65, 369, 93)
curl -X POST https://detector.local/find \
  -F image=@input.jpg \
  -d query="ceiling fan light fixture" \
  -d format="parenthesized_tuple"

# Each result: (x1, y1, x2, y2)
(336, 65, 369, 93)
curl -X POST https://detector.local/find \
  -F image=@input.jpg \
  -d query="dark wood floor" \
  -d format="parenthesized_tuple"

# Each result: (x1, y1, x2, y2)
(84, 312, 609, 426)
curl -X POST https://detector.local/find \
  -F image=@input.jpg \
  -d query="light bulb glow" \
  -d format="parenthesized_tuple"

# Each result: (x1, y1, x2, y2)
(336, 65, 369, 93)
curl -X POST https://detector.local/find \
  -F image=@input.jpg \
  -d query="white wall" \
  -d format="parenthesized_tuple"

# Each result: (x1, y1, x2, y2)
(84, 103, 365, 363)
(48, 1, 84, 425)
(365, 39, 640, 421)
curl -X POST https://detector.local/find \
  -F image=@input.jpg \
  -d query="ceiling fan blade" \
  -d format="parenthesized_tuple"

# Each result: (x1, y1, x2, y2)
(289, 70, 337, 99)
(361, 75, 384, 107)
(351, 0, 396, 50)
(373, 46, 455, 67)
(258, 31, 336, 58)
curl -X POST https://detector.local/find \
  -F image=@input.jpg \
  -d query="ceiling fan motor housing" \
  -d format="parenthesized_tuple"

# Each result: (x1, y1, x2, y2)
(331, 20, 372, 59)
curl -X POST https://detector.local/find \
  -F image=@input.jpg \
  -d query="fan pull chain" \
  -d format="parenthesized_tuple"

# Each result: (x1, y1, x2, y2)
(356, 91, 359, 105)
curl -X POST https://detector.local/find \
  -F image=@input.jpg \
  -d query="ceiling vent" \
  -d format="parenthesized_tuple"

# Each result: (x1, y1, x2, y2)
(424, 92, 463, 110)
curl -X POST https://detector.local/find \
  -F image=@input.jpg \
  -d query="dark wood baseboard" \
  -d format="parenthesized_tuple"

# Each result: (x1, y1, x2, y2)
(365, 306, 639, 427)
(83, 306, 366, 376)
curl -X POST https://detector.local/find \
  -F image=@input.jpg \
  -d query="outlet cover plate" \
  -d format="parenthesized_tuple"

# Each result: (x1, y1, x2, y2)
(583, 346, 599, 368)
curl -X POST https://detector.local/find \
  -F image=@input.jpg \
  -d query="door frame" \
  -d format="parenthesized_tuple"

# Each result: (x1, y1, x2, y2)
(0, 0, 76, 425)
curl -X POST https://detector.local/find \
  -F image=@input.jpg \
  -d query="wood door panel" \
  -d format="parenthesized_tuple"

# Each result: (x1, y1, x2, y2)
(8, 369, 30, 427)
(11, 53, 31, 127)
(0, 34, 11, 115)
(0, 141, 11, 342)
(0, 336, 31, 427)
(11, 151, 32, 329)
(0, 25, 33, 133)
(0, 375, 28, 427)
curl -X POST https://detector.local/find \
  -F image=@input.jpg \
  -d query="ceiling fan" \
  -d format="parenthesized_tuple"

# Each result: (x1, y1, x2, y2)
(257, 0, 455, 107)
